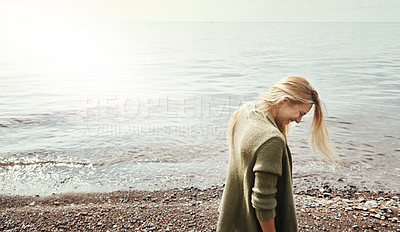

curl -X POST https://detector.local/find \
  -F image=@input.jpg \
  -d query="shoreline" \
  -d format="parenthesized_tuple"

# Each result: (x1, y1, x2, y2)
(1, 180, 400, 231)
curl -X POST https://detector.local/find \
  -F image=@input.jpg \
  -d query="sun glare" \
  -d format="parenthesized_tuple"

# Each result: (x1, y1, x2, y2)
(3, 5, 150, 97)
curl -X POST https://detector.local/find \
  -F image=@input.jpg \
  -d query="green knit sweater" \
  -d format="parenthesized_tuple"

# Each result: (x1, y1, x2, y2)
(217, 108, 298, 232)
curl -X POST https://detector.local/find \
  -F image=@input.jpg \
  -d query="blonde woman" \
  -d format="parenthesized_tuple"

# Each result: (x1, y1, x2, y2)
(217, 76, 340, 232)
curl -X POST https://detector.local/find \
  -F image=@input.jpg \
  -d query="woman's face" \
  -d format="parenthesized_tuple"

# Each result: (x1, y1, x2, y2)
(274, 100, 313, 128)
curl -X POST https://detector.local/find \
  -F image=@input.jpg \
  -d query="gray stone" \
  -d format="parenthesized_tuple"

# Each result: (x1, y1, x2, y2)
(365, 200, 378, 208)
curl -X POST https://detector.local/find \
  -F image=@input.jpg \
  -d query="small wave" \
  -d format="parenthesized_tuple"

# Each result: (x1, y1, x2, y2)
(10, 118, 39, 125)
(338, 121, 352, 125)
(0, 161, 89, 168)
(26, 113, 52, 116)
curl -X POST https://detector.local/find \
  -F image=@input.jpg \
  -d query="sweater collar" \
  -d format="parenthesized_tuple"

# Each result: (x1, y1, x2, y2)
(265, 111, 279, 129)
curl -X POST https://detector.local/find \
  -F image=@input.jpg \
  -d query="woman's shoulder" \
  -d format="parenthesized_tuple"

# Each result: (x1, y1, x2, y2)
(236, 109, 284, 153)
(244, 110, 282, 136)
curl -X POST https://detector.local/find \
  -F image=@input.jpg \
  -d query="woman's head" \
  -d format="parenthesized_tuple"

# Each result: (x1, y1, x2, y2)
(259, 76, 317, 128)
(271, 100, 313, 129)
(228, 76, 341, 170)
(255, 76, 323, 137)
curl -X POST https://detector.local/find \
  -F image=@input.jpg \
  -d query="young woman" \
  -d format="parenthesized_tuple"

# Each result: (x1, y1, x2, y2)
(217, 76, 340, 232)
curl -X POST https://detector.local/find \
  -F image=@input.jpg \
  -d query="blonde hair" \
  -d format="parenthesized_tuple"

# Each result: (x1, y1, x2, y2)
(227, 76, 342, 170)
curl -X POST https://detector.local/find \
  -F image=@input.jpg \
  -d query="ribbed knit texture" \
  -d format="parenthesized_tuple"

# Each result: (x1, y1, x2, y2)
(217, 109, 298, 232)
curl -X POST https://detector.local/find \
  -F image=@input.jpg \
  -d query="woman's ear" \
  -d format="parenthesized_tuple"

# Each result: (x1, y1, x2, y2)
(285, 98, 296, 106)
(282, 98, 290, 105)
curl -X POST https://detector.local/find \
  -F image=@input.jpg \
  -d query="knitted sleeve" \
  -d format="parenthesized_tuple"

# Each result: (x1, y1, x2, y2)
(251, 136, 284, 221)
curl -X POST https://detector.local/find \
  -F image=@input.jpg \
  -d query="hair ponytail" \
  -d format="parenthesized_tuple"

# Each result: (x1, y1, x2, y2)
(310, 89, 343, 171)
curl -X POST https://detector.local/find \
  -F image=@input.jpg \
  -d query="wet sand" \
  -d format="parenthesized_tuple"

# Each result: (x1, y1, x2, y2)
(1, 179, 399, 231)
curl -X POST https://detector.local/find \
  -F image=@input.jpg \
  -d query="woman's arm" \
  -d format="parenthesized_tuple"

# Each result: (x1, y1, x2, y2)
(259, 219, 276, 232)
(252, 137, 284, 232)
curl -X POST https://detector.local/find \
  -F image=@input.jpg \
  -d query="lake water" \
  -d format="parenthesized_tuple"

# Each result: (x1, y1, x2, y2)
(0, 22, 399, 196)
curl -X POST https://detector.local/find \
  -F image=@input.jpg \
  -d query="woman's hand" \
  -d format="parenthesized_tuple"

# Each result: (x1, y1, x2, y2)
(259, 219, 276, 232)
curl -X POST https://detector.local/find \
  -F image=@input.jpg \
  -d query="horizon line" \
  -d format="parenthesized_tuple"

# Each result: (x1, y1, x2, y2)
(92, 21, 400, 23)
(1, 20, 399, 24)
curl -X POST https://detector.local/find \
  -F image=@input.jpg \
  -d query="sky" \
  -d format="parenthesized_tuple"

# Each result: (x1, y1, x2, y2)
(1, 0, 400, 23)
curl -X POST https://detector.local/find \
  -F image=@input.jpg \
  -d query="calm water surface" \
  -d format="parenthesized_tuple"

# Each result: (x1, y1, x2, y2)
(0, 22, 399, 195)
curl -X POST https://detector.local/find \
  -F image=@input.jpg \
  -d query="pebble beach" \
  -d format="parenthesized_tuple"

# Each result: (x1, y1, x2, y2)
(1, 177, 399, 231)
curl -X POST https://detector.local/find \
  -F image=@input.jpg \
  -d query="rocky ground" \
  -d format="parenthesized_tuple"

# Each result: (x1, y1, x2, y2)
(1, 181, 399, 231)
